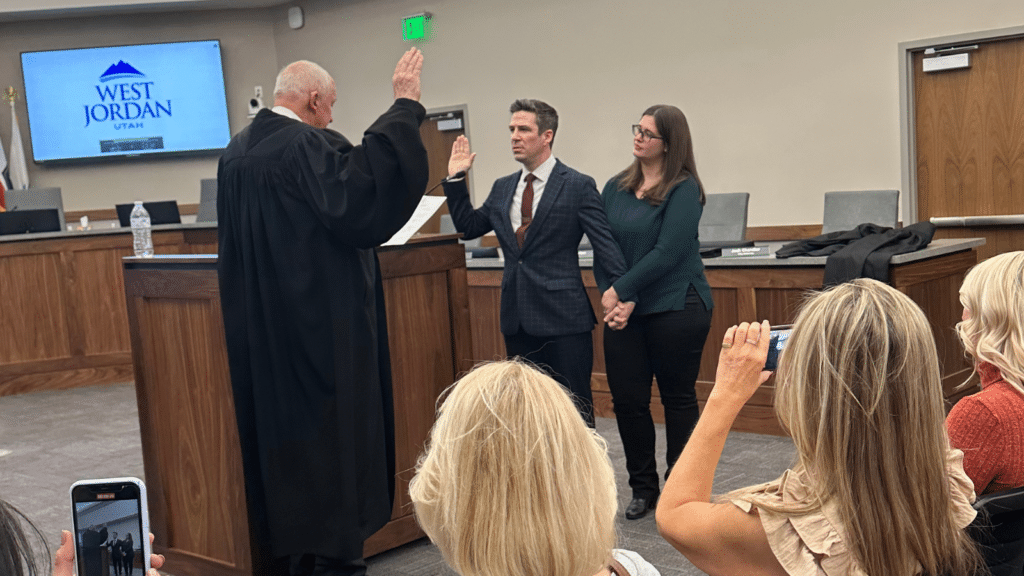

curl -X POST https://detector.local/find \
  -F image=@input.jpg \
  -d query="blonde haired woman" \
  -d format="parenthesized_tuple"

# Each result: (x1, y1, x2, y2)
(947, 250, 1024, 495)
(656, 279, 982, 575)
(409, 361, 659, 576)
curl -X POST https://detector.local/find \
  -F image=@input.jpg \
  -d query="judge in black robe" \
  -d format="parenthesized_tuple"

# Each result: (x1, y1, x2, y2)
(217, 51, 428, 574)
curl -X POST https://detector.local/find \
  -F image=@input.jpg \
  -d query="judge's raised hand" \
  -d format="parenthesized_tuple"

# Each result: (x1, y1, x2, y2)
(448, 136, 476, 178)
(393, 47, 423, 101)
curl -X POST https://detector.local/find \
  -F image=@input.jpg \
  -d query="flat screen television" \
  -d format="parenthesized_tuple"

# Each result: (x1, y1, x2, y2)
(21, 40, 231, 164)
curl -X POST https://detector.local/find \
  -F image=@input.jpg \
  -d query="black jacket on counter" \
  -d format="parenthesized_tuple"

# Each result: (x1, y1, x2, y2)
(775, 222, 937, 286)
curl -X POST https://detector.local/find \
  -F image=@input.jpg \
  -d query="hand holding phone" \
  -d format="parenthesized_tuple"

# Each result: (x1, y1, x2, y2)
(70, 477, 151, 576)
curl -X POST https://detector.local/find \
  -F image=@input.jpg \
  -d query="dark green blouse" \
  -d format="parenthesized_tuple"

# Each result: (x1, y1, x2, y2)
(596, 176, 713, 315)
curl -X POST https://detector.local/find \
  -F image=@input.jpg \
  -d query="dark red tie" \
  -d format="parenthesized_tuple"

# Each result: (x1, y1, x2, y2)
(515, 174, 537, 248)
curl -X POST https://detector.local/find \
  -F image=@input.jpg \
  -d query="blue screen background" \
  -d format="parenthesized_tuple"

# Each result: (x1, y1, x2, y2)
(21, 40, 231, 162)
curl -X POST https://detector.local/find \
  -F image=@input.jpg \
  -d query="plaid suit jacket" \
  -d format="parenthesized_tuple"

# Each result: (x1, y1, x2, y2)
(443, 159, 626, 336)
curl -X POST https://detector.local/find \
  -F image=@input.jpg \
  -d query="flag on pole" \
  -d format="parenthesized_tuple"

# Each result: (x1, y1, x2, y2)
(7, 90, 29, 191)
(0, 133, 9, 209)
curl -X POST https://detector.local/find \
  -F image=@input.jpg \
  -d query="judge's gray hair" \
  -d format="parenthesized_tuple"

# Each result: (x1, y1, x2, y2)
(274, 60, 333, 100)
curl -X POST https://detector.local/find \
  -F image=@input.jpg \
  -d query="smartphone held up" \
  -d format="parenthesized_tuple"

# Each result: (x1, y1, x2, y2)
(70, 477, 151, 576)
(764, 325, 792, 372)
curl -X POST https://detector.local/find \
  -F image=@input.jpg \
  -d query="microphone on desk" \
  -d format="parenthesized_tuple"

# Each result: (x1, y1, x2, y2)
(425, 171, 467, 195)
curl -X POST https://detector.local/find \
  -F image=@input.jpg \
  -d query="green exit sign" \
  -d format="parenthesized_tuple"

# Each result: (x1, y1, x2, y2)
(402, 13, 432, 41)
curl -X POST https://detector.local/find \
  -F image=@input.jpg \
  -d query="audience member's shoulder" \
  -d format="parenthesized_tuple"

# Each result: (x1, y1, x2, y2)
(981, 381, 1024, 420)
(948, 391, 1001, 434)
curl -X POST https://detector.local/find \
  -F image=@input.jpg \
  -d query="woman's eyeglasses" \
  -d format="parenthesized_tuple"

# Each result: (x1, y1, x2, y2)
(631, 125, 663, 141)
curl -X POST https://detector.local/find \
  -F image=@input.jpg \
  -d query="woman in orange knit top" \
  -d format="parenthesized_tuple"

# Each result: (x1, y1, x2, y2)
(947, 250, 1024, 495)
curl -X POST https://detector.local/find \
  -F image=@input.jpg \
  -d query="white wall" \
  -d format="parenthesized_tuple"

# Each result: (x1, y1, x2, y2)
(271, 0, 1023, 226)
(1, 0, 1021, 223)
(0, 8, 279, 210)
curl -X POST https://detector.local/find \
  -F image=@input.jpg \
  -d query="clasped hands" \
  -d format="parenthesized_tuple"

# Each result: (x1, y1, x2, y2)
(602, 287, 635, 331)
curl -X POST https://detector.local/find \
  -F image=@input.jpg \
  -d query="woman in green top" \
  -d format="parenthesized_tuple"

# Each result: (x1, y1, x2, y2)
(596, 105, 714, 520)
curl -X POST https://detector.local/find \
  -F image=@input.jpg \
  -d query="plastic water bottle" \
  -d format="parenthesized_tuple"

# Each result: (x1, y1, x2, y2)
(130, 201, 154, 257)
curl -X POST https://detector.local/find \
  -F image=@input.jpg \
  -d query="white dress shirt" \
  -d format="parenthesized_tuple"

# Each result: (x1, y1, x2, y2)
(271, 105, 303, 122)
(509, 154, 557, 232)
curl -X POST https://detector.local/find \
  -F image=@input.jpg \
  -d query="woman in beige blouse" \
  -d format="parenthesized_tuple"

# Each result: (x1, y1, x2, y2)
(656, 279, 983, 576)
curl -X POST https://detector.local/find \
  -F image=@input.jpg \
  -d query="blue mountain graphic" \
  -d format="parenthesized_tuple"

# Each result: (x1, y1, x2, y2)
(99, 61, 145, 82)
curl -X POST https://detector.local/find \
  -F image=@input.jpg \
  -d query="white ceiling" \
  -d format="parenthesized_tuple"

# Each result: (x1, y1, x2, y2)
(0, 0, 291, 22)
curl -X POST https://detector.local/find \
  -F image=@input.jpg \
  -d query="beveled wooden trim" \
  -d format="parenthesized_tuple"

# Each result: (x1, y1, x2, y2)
(889, 249, 976, 288)
(705, 267, 825, 288)
(0, 353, 132, 377)
(123, 269, 219, 298)
(0, 363, 133, 397)
(466, 269, 503, 287)
(156, 547, 246, 576)
(745, 224, 822, 241)
(364, 515, 426, 558)
(65, 202, 201, 222)
(743, 222, 905, 242)
(0, 229, 185, 257)
(379, 241, 466, 279)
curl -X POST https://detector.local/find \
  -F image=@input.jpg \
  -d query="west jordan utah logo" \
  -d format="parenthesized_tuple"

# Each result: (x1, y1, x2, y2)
(84, 60, 172, 128)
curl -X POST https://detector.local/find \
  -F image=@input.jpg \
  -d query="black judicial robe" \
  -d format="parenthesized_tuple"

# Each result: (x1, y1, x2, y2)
(216, 100, 428, 563)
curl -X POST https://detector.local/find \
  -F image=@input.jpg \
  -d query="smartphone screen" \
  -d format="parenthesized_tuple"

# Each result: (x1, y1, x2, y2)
(70, 478, 150, 576)
(764, 325, 793, 371)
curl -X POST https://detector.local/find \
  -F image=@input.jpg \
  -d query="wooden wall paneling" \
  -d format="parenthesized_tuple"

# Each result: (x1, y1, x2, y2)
(0, 227, 223, 398)
(745, 224, 823, 242)
(893, 250, 978, 406)
(465, 271, 504, 362)
(445, 265, 476, 375)
(583, 271, 607, 376)
(934, 227, 1024, 263)
(0, 251, 71, 364)
(698, 287, 739, 382)
(365, 270, 454, 556)
(466, 248, 976, 437)
(64, 245, 133, 356)
(138, 300, 249, 576)
(124, 268, 250, 576)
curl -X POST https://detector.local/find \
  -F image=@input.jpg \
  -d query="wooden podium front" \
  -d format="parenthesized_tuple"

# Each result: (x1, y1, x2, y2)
(122, 235, 473, 576)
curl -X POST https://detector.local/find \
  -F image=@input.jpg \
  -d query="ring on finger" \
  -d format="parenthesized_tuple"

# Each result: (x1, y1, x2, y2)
(746, 339, 758, 344)
(721, 342, 733, 348)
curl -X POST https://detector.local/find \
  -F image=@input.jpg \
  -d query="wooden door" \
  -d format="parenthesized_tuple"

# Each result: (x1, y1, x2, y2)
(417, 107, 467, 233)
(913, 35, 1024, 261)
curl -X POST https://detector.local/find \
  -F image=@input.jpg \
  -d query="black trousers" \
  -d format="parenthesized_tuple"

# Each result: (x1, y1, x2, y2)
(504, 329, 595, 427)
(287, 554, 367, 576)
(604, 305, 712, 499)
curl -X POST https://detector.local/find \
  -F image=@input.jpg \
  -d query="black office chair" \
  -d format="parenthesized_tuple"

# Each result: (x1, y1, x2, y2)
(821, 189, 899, 234)
(115, 201, 181, 227)
(971, 485, 1024, 576)
(196, 178, 218, 223)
